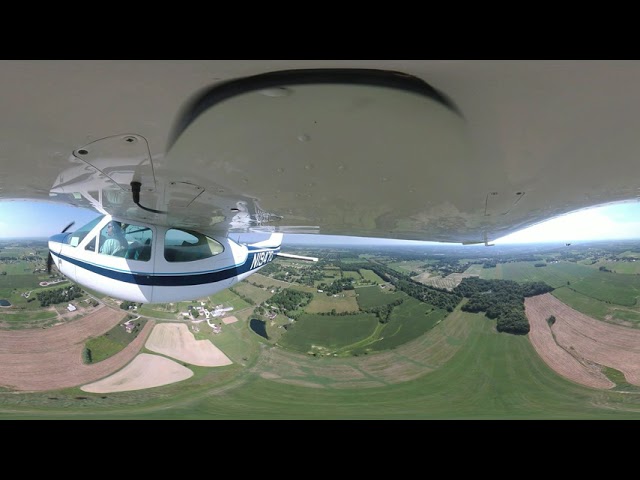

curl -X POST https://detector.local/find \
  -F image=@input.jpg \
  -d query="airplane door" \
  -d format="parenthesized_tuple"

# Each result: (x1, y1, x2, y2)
(76, 220, 156, 303)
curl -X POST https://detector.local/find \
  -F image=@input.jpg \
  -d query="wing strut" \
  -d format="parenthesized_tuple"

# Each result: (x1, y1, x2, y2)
(276, 252, 319, 262)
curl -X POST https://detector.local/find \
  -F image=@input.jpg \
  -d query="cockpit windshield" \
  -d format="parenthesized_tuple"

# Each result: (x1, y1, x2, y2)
(65, 215, 104, 247)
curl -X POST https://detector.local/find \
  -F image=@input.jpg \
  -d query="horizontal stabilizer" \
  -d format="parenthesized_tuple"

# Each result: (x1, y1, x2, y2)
(276, 252, 319, 262)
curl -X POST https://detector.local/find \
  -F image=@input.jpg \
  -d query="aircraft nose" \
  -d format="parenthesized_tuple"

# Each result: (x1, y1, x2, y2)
(48, 233, 68, 254)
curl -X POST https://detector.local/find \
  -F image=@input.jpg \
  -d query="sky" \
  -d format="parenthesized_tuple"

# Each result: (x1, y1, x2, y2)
(1, 200, 640, 245)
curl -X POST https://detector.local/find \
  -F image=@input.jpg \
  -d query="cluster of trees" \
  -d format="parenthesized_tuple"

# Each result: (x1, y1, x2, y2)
(82, 347, 92, 364)
(269, 288, 313, 312)
(454, 278, 554, 335)
(318, 278, 355, 295)
(426, 258, 473, 276)
(392, 278, 461, 312)
(297, 270, 326, 287)
(36, 284, 83, 307)
(261, 260, 327, 285)
(120, 301, 141, 310)
(363, 298, 404, 323)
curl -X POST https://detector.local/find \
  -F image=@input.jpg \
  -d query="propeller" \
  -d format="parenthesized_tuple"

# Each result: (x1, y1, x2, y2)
(47, 221, 75, 274)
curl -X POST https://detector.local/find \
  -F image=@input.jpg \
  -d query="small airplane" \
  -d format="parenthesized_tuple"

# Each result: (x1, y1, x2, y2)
(2, 61, 640, 303)
(47, 215, 302, 303)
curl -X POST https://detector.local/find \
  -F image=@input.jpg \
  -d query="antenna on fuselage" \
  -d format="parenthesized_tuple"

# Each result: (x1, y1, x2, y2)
(130, 181, 168, 215)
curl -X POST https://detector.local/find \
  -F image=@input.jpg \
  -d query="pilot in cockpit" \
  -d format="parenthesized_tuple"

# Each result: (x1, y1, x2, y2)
(100, 221, 127, 256)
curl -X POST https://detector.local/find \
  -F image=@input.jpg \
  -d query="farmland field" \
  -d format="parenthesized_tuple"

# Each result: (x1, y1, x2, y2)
(481, 261, 640, 306)
(355, 285, 405, 309)
(360, 297, 448, 353)
(278, 312, 380, 354)
(7, 301, 640, 419)
(386, 261, 427, 274)
(552, 287, 640, 326)
(342, 271, 362, 280)
(249, 273, 292, 289)
(231, 282, 272, 306)
(590, 260, 640, 274)
(305, 290, 359, 314)
(8, 241, 640, 419)
(208, 288, 252, 311)
(413, 272, 477, 291)
(137, 306, 178, 319)
(360, 269, 385, 283)
(0, 274, 43, 289)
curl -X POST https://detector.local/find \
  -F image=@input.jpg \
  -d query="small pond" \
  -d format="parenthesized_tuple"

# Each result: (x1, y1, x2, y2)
(249, 318, 268, 339)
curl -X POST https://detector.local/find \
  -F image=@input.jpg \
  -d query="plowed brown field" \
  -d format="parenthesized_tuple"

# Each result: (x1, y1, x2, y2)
(0, 305, 155, 391)
(526, 293, 640, 389)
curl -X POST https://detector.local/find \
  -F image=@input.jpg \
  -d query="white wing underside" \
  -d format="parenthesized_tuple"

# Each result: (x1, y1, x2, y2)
(2, 60, 640, 244)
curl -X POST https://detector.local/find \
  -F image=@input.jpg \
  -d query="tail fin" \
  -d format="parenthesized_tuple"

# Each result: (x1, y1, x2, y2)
(246, 233, 318, 261)
(247, 232, 283, 249)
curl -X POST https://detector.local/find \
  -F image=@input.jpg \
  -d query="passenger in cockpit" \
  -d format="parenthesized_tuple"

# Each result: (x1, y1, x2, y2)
(100, 221, 127, 256)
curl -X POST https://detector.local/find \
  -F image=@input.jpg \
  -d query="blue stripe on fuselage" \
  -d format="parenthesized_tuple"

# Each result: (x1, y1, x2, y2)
(49, 248, 279, 287)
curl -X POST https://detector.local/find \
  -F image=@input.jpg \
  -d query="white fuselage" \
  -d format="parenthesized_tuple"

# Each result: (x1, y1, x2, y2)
(48, 215, 279, 303)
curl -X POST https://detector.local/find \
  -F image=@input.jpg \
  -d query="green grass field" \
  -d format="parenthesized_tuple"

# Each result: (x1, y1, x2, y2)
(355, 285, 405, 309)
(305, 290, 359, 314)
(359, 269, 385, 283)
(590, 260, 640, 274)
(84, 318, 148, 363)
(208, 288, 252, 311)
(277, 295, 448, 356)
(249, 273, 292, 289)
(552, 287, 640, 326)
(464, 264, 484, 276)
(232, 282, 273, 305)
(0, 274, 42, 288)
(342, 271, 362, 280)
(363, 297, 448, 353)
(386, 261, 426, 274)
(278, 312, 380, 354)
(339, 257, 366, 263)
(0, 309, 58, 329)
(196, 318, 258, 366)
(137, 306, 178, 319)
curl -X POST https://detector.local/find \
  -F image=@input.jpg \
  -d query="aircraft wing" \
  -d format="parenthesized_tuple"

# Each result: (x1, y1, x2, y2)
(2, 60, 640, 244)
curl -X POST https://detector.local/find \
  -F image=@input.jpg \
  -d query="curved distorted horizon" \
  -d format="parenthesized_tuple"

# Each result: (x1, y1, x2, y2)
(0, 200, 639, 245)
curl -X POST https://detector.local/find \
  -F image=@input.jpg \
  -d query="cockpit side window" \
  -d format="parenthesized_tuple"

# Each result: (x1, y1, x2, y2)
(122, 223, 153, 261)
(66, 215, 104, 247)
(98, 221, 153, 261)
(164, 229, 224, 262)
